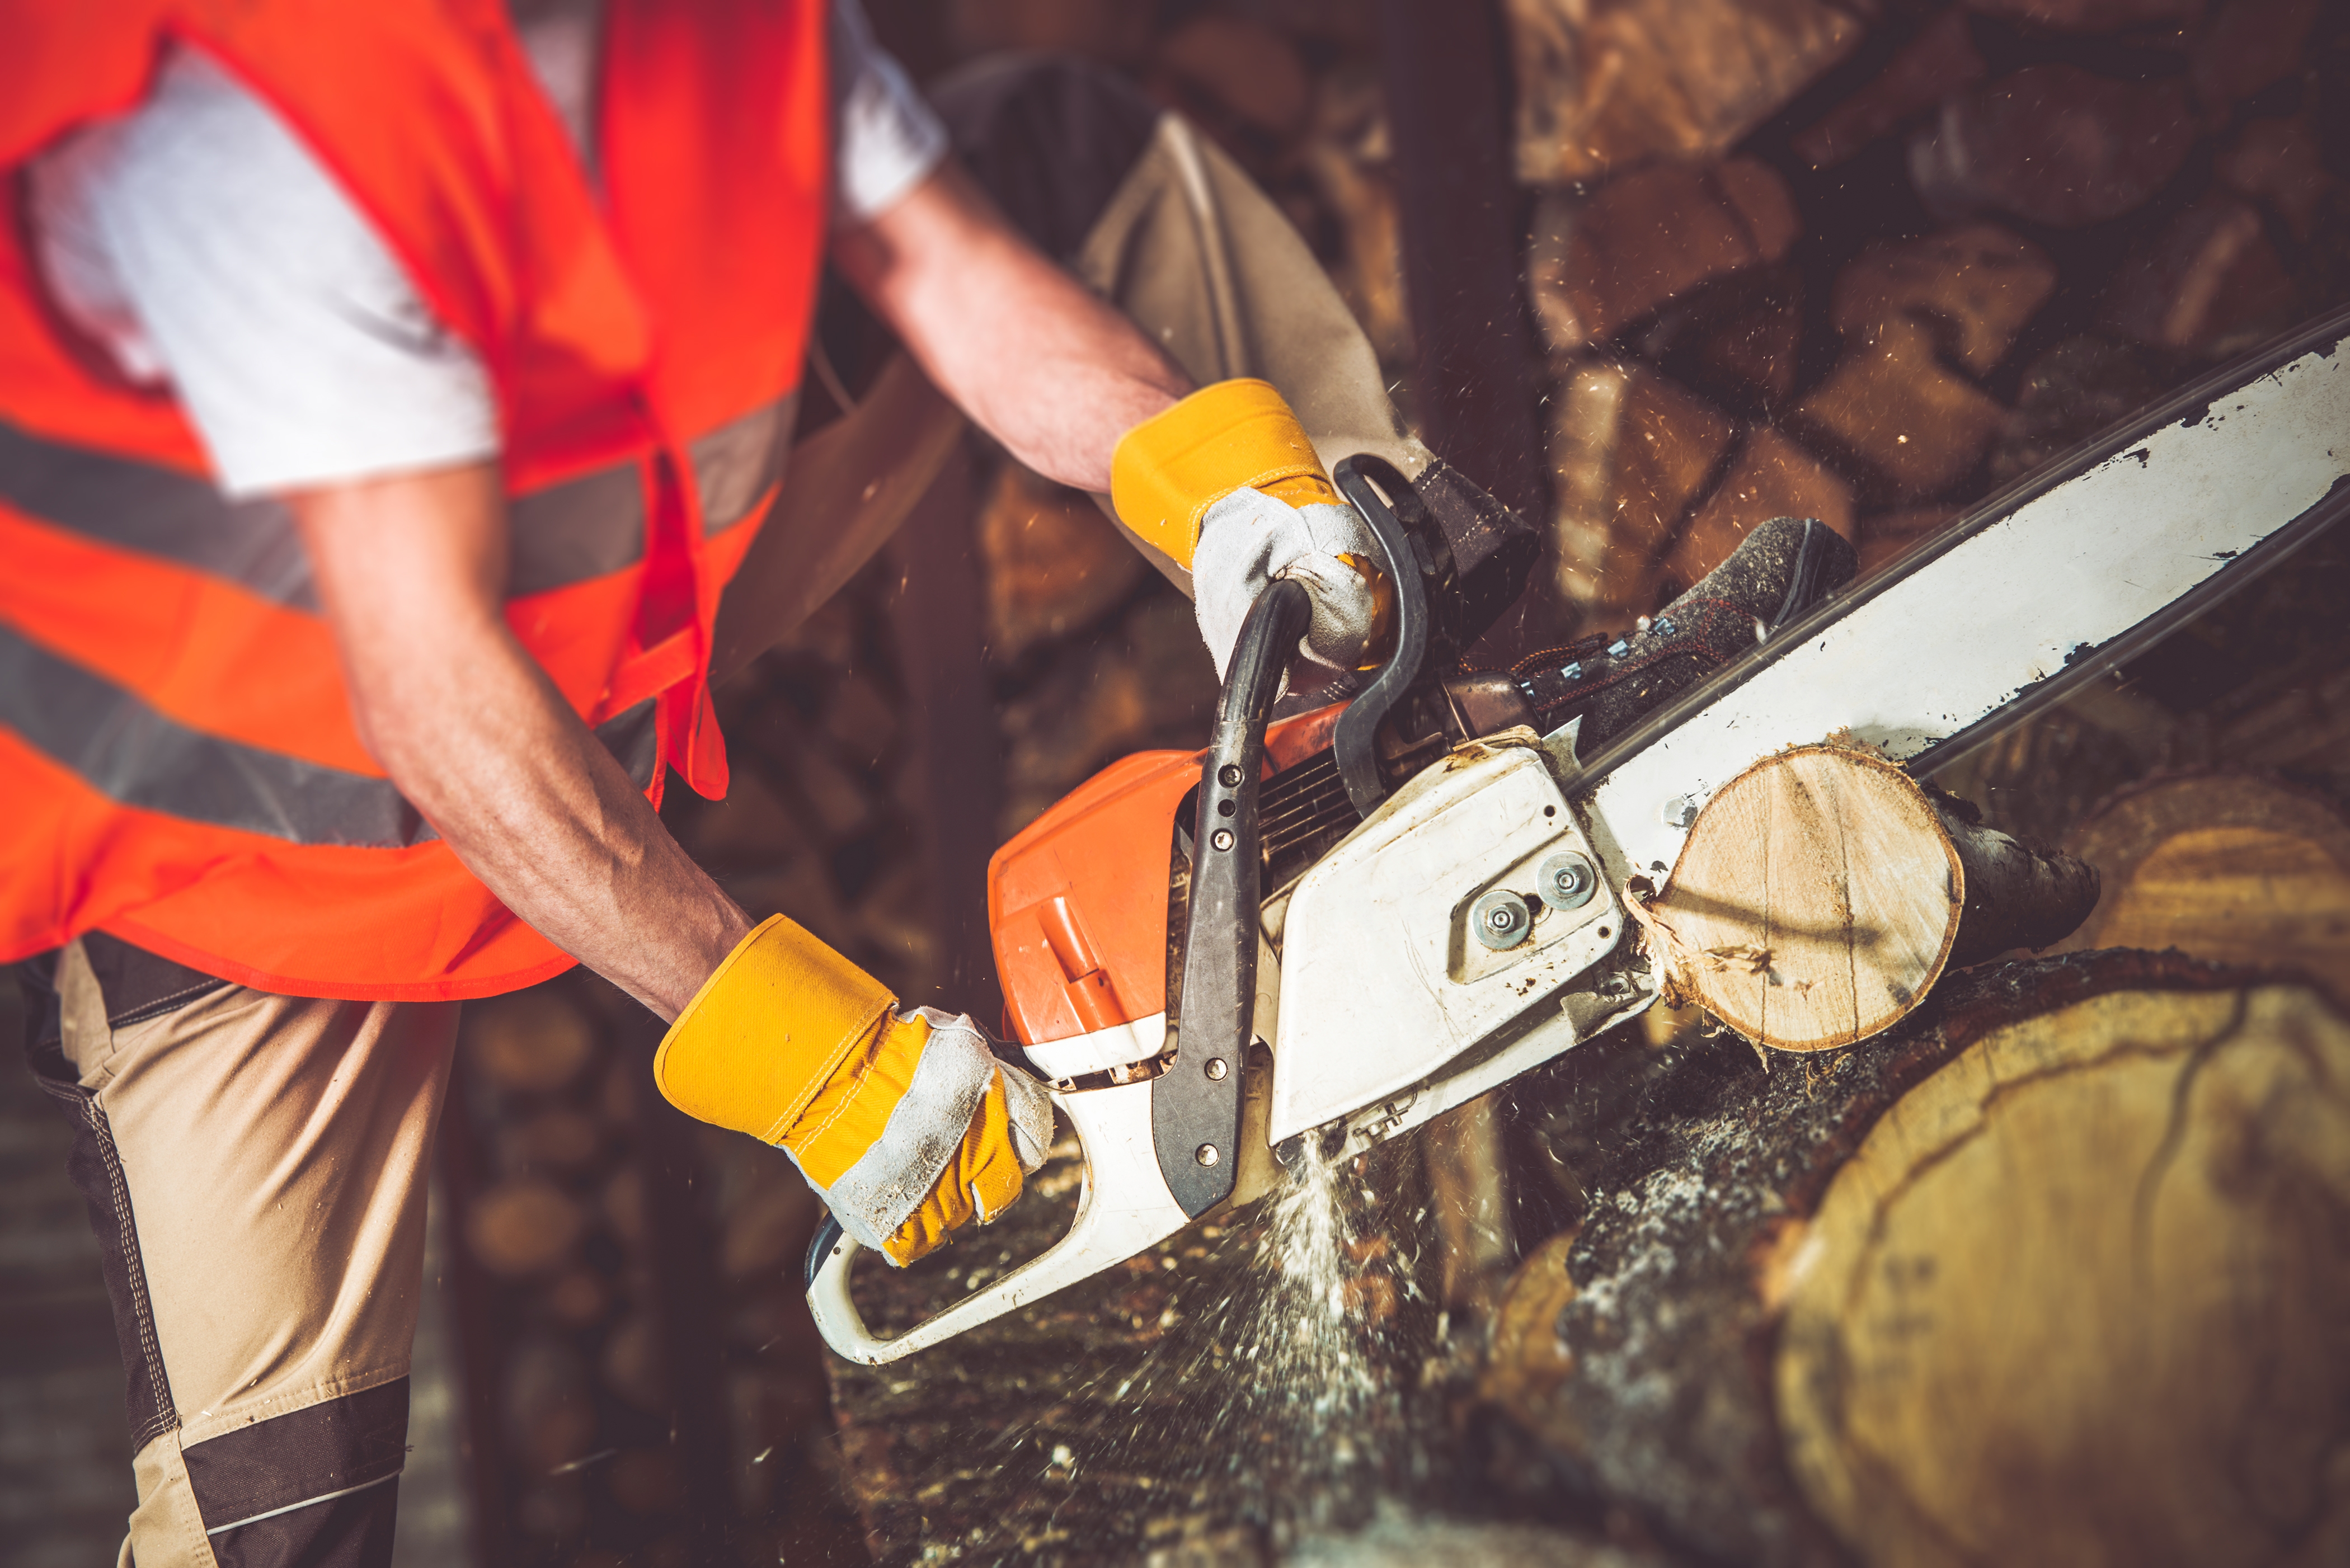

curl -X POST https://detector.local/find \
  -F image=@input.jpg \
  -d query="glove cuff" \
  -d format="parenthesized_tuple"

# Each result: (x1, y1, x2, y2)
(1111, 379, 1336, 568)
(654, 915, 896, 1145)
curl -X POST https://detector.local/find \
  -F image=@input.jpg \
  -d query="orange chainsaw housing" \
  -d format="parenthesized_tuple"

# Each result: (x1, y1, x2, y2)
(987, 704, 1343, 1049)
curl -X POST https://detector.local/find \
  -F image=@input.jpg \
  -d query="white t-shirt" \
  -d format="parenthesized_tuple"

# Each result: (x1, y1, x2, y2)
(27, 0, 946, 497)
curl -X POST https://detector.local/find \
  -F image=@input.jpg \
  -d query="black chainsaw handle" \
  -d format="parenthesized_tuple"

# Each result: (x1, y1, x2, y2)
(1331, 455, 1432, 820)
(1152, 575, 1312, 1218)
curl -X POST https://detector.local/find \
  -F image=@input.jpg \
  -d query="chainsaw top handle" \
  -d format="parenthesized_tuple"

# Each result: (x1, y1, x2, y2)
(1331, 455, 1434, 820)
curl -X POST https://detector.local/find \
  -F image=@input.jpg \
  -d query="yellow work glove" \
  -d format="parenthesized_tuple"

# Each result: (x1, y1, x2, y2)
(1111, 379, 1392, 680)
(654, 915, 1053, 1266)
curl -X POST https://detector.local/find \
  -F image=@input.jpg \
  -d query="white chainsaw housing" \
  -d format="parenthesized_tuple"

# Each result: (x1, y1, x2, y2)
(1268, 737, 1629, 1146)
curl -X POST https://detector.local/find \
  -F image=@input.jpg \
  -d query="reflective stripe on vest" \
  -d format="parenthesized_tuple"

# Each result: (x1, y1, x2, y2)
(0, 394, 793, 609)
(0, 623, 660, 848)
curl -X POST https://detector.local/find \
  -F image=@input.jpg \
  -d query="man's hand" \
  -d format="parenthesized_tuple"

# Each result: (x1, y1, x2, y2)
(1185, 484, 1388, 683)
(1108, 378, 1392, 681)
(288, 463, 751, 1019)
(654, 915, 1053, 1266)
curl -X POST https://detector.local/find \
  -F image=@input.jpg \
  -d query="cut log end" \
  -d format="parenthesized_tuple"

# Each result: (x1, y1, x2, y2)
(1778, 978, 2350, 1567)
(1646, 743, 2098, 1051)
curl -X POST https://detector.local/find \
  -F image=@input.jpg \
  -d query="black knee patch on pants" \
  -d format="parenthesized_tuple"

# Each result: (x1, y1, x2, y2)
(25, 1040, 180, 1451)
(185, 1379, 410, 1568)
(18, 934, 226, 1453)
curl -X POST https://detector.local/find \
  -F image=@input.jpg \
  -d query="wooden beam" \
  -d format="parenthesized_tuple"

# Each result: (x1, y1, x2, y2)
(1377, 0, 1548, 523)
(886, 444, 1004, 1019)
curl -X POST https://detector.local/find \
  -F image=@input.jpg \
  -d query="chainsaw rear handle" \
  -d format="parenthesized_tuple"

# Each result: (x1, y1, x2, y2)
(804, 573, 1313, 1360)
(803, 1072, 1194, 1364)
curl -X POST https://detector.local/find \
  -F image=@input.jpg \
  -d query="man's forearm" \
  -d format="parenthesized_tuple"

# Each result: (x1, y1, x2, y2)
(291, 466, 748, 1019)
(385, 618, 749, 1021)
(833, 163, 1191, 492)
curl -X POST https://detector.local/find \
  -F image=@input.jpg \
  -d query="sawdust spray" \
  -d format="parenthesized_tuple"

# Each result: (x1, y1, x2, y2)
(996, 1134, 1430, 1557)
(1221, 1138, 1399, 1532)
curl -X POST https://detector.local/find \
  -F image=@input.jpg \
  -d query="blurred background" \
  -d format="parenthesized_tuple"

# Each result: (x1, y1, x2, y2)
(7, 0, 2349, 1562)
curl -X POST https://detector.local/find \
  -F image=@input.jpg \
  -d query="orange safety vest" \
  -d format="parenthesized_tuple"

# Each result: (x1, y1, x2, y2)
(0, 0, 830, 1000)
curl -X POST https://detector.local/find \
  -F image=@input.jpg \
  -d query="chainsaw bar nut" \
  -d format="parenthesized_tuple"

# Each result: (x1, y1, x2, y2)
(1538, 852, 1598, 911)
(1472, 889, 1534, 950)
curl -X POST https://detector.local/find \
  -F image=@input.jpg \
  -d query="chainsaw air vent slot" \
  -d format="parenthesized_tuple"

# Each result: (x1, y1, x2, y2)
(1037, 896, 1121, 1032)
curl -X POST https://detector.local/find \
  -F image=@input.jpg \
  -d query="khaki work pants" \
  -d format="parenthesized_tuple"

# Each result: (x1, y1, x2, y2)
(29, 64, 1422, 1568)
(31, 938, 455, 1567)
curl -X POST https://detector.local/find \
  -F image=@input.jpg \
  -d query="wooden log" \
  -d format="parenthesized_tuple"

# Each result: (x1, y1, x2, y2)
(2054, 773, 2350, 1010)
(1502, 0, 1863, 183)
(1775, 972, 2350, 1567)
(2193, 0, 2322, 111)
(2101, 192, 2297, 354)
(1794, 316, 2005, 498)
(671, 766, 809, 871)
(1910, 67, 2196, 229)
(1420, 1099, 1516, 1313)
(502, 1106, 603, 1175)
(1146, 14, 1313, 145)
(1298, 61, 1413, 374)
(600, 1311, 670, 1415)
(1662, 427, 1854, 594)
(1478, 950, 2342, 1566)
(1792, 9, 1985, 169)
(1640, 744, 2099, 1051)
(822, 1127, 1460, 1561)
(2217, 115, 2333, 242)
(1545, 361, 1736, 615)
(1529, 158, 1800, 354)
(465, 1176, 589, 1278)
(463, 988, 598, 1094)
(1688, 277, 1803, 406)
(974, 459, 1147, 667)
(1989, 334, 2182, 487)
(1829, 223, 2056, 376)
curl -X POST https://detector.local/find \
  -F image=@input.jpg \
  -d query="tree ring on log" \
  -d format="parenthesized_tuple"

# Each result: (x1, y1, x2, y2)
(1775, 981, 2350, 1567)
(1647, 745, 1966, 1051)
(1644, 743, 2098, 1051)
(2057, 771, 2350, 1011)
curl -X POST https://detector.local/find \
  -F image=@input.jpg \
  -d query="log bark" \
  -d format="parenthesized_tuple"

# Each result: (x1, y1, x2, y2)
(1642, 744, 2099, 1050)
(1477, 950, 2350, 1567)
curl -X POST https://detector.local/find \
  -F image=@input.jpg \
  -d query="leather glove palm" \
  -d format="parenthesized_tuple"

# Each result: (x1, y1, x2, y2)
(655, 916, 1052, 1266)
(1112, 379, 1389, 681)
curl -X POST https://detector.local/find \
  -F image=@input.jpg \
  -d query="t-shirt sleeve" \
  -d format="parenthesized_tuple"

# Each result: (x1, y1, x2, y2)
(829, 0, 950, 223)
(31, 49, 500, 499)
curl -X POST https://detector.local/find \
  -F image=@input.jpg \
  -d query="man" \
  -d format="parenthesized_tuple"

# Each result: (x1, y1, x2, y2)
(2, 2, 1402, 1562)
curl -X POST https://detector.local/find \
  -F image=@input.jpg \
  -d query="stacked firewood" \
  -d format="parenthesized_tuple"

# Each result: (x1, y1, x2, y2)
(1506, 0, 2345, 616)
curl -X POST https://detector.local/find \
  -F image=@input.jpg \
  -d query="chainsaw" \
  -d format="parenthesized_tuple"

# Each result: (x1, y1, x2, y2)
(806, 304, 2350, 1364)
